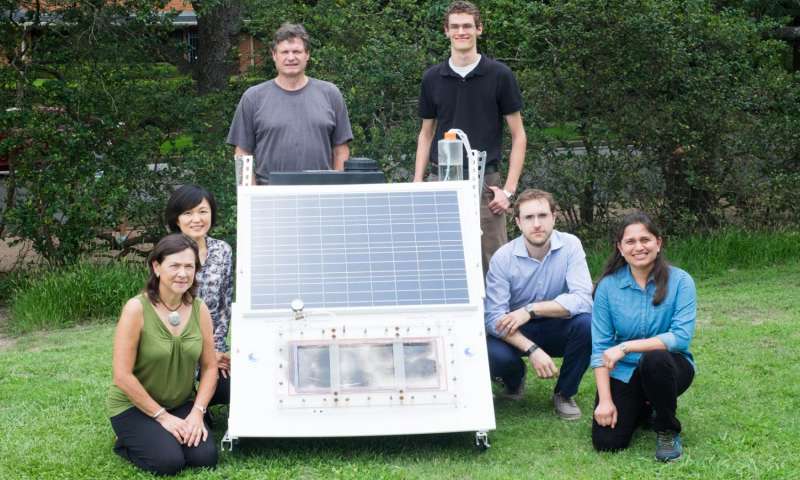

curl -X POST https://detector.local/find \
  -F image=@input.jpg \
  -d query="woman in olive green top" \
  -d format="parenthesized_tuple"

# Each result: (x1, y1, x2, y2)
(108, 234, 218, 476)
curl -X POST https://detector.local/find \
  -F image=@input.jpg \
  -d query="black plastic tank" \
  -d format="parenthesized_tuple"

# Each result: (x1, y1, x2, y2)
(269, 157, 386, 185)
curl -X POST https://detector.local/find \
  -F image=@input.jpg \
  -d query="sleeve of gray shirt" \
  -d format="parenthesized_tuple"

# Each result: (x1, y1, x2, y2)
(328, 85, 353, 146)
(552, 236, 594, 316)
(226, 90, 256, 152)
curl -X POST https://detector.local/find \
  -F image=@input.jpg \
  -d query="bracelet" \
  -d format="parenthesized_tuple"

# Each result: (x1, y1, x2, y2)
(152, 407, 166, 419)
(193, 404, 207, 414)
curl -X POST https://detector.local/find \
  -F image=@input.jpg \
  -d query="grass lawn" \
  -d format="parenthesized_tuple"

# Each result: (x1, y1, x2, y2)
(1, 261, 798, 479)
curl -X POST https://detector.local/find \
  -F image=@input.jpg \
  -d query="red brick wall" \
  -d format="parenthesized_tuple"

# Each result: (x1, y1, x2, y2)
(163, 0, 193, 12)
(238, 34, 264, 73)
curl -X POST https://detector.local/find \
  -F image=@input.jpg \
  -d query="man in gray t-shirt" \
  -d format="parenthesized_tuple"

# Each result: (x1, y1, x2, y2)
(227, 23, 353, 185)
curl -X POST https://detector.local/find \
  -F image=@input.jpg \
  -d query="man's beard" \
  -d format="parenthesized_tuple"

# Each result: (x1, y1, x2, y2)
(524, 230, 552, 249)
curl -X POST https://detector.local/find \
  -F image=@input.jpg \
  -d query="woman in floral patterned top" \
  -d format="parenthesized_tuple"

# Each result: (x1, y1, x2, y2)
(166, 185, 233, 405)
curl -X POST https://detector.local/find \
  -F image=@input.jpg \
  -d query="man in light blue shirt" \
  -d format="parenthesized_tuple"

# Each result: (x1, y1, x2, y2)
(484, 189, 592, 420)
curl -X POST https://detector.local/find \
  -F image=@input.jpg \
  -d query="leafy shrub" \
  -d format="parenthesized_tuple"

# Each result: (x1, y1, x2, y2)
(0, 2, 219, 265)
(1, 0, 798, 268)
(525, 0, 800, 233)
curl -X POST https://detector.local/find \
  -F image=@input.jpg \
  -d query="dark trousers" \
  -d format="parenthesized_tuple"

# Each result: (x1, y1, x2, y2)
(110, 401, 218, 476)
(592, 351, 694, 452)
(208, 370, 230, 406)
(486, 312, 591, 398)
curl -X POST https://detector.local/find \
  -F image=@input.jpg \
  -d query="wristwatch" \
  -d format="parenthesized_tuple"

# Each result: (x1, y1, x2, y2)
(524, 343, 539, 356)
(619, 342, 629, 354)
(502, 189, 514, 200)
(524, 302, 536, 319)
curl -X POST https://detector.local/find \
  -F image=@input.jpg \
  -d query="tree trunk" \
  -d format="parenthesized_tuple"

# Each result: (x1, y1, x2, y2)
(578, 138, 595, 225)
(579, 180, 594, 225)
(792, 16, 800, 72)
(192, 0, 242, 94)
(772, 24, 800, 71)
(661, 146, 718, 231)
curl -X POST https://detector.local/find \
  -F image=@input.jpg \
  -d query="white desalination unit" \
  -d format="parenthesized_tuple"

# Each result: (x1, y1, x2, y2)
(223, 175, 495, 450)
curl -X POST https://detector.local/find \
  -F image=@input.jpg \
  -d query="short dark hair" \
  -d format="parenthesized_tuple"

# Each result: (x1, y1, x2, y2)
(164, 184, 217, 233)
(145, 234, 200, 306)
(513, 189, 557, 218)
(444, 1, 482, 30)
(271, 23, 310, 52)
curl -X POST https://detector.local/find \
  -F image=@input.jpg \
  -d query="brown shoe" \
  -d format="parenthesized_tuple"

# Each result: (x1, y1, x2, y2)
(553, 393, 581, 420)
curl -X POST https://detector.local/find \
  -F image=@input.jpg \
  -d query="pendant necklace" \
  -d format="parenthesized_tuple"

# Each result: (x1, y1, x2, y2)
(162, 299, 183, 326)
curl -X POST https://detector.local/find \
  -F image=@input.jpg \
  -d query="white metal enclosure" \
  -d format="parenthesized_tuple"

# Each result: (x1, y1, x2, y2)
(223, 179, 495, 448)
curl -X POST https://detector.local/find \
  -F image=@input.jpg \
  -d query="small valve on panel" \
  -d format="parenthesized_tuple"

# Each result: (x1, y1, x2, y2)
(291, 298, 305, 321)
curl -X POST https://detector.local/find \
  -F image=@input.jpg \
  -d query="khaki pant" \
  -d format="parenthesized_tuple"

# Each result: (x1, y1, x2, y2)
(427, 171, 508, 274)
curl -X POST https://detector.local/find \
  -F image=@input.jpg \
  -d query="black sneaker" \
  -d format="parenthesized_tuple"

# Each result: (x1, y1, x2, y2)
(491, 375, 525, 401)
(503, 374, 526, 401)
(655, 430, 683, 462)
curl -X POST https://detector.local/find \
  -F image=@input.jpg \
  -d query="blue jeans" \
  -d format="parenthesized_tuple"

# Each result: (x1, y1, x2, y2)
(486, 312, 591, 398)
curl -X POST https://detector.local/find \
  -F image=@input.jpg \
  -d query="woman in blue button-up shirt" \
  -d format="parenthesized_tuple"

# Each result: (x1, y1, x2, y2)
(590, 212, 696, 462)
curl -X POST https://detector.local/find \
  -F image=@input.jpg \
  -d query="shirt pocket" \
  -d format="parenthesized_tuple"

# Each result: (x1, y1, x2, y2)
(607, 296, 640, 338)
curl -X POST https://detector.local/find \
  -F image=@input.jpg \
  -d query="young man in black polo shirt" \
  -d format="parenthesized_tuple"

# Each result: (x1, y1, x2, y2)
(414, 0, 527, 273)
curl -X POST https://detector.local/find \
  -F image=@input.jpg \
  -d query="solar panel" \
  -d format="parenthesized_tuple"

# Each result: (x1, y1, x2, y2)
(249, 190, 469, 310)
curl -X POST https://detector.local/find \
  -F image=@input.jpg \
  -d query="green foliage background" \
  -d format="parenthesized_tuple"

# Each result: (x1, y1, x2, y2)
(1, 0, 799, 265)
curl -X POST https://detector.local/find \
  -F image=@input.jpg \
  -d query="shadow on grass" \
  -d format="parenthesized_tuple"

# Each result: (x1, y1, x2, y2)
(228, 431, 478, 458)
(212, 389, 582, 463)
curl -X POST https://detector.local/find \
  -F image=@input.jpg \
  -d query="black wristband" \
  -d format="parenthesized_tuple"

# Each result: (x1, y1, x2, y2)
(524, 343, 539, 356)
(525, 302, 536, 319)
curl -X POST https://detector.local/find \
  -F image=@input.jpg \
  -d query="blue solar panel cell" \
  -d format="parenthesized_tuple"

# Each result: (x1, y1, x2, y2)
(249, 191, 470, 310)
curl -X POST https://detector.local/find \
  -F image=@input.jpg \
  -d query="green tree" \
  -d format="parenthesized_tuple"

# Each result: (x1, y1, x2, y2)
(1, 0, 798, 267)
(713, 0, 800, 70)
(191, 0, 243, 93)
(0, 1, 196, 264)
(526, 0, 798, 232)
(242, 0, 444, 180)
